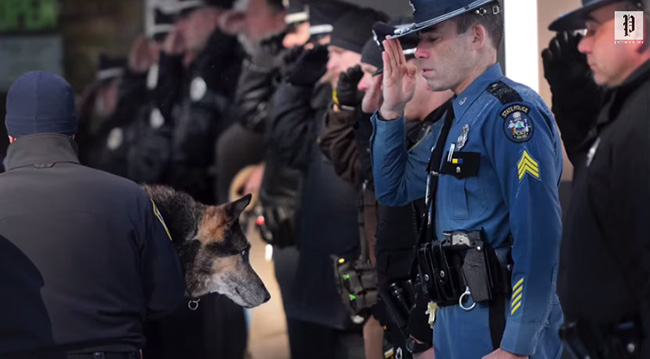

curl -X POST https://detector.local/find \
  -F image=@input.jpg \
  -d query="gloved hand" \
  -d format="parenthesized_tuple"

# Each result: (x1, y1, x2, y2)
(542, 31, 604, 154)
(334, 65, 364, 110)
(280, 45, 304, 78)
(251, 31, 287, 71)
(286, 44, 329, 87)
(541, 31, 592, 95)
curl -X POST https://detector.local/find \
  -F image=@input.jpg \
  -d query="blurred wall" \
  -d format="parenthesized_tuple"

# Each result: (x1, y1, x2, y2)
(538, 0, 581, 180)
(61, 0, 143, 90)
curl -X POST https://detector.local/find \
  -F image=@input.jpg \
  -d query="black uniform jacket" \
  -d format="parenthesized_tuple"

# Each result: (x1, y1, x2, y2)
(558, 60, 650, 324)
(0, 134, 184, 357)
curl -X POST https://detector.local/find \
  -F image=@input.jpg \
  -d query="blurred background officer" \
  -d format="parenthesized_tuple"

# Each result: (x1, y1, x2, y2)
(544, 1, 650, 358)
(375, 0, 565, 358)
(0, 71, 185, 359)
(151, 0, 243, 205)
(214, 0, 287, 204)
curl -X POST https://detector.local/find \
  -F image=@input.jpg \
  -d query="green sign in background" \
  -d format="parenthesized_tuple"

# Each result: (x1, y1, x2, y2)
(0, 0, 59, 32)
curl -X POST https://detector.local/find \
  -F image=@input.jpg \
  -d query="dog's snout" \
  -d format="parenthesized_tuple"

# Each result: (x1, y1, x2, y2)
(262, 290, 271, 303)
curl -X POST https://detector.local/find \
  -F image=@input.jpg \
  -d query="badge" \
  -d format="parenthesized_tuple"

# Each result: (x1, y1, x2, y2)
(586, 137, 601, 167)
(106, 128, 123, 151)
(457, 124, 469, 150)
(501, 105, 533, 143)
(150, 108, 165, 129)
(190, 77, 207, 102)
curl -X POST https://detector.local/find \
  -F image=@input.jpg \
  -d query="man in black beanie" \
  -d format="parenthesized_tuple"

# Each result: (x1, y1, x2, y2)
(0, 71, 185, 359)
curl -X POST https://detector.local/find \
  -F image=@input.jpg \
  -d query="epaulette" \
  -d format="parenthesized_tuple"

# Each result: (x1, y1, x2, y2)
(486, 81, 522, 105)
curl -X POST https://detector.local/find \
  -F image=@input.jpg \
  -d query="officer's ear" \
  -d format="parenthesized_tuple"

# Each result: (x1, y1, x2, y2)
(470, 23, 488, 51)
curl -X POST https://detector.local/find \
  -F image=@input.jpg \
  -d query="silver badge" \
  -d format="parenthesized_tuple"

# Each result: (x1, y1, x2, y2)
(586, 137, 601, 167)
(409, 0, 416, 13)
(190, 77, 207, 102)
(106, 128, 123, 151)
(457, 124, 469, 150)
(150, 108, 165, 129)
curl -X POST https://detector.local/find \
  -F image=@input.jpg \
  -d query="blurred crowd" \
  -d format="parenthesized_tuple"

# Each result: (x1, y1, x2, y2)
(75, 0, 421, 358)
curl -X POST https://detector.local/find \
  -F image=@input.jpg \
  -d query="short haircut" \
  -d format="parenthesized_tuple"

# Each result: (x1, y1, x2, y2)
(453, 1, 504, 49)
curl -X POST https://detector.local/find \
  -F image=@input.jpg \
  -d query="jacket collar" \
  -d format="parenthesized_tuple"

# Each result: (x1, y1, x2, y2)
(597, 59, 650, 128)
(4, 134, 80, 171)
(452, 63, 504, 121)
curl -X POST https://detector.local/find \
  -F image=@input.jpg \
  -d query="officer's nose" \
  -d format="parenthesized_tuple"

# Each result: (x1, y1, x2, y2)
(577, 34, 591, 55)
(415, 41, 429, 60)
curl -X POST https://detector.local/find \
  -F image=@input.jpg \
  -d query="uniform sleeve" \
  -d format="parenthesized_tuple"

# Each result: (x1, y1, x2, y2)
(482, 102, 563, 356)
(154, 52, 183, 123)
(318, 108, 360, 185)
(139, 192, 185, 319)
(268, 82, 316, 171)
(370, 113, 412, 206)
(610, 114, 650, 296)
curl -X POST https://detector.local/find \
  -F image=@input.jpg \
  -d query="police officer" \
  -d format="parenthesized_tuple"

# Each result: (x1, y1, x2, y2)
(372, 1, 565, 358)
(544, 1, 650, 358)
(0, 71, 185, 359)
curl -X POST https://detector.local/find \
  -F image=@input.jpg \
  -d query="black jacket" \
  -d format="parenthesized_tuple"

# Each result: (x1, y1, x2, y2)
(0, 135, 185, 357)
(276, 82, 361, 329)
(558, 60, 650, 324)
(145, 30, 243, 204)
(234, 55, 282, 133)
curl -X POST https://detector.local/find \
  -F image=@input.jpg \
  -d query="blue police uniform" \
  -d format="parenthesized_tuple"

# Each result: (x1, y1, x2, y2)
(373, 61, 564, 358)
(371, 115, 443, 204)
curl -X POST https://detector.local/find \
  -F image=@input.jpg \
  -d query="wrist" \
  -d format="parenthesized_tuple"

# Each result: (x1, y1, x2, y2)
(379, 106, 404, 121)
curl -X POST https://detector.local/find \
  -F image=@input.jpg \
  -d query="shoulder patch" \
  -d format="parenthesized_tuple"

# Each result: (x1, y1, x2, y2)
(501, 104, 534, 143)
(486, 81, 523, 105)
(152, 200, 172, 241)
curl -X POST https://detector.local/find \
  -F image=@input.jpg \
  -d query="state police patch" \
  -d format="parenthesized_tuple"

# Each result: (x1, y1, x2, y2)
(501, 105, 534, 143)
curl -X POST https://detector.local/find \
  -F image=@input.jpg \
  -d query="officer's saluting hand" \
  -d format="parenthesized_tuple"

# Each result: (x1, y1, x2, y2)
(379, 37, 417, 120)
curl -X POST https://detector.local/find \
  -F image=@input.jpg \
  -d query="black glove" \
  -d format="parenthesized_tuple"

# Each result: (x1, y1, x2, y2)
(542, 32, 593, 95)
(286, 44, 329, 87)
(280, 45, 304, 78)
(335, 65, 364, 109)
(251, 31, 287, 71)
(542, 31, 604, 157)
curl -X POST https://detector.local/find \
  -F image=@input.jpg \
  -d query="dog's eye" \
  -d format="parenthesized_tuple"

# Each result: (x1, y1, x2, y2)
(241, 248, 250, 258)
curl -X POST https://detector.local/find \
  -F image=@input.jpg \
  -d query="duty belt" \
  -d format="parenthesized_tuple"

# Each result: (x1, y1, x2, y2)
(416, 230, 511, 309)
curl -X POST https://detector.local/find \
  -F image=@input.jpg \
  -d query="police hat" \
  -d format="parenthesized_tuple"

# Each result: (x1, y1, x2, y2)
(549, 0, 644, 31)
(96, 54, 126, 83)
(308, 1, 359, 37)
(369, 20, 419, 76)
(172, 0, 235, 17)
(147, 7, 176, 40)
(285, 0, 309, 25)
(392, 0, 501, 38)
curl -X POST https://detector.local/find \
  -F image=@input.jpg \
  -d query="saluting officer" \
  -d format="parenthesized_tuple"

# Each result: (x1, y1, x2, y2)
(372, 0, 564, 358)
(544, 1, 650, 358)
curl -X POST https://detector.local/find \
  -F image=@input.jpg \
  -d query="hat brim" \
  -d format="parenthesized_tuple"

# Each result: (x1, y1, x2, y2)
(392, 0, 496, 39)
(548, 0, 624, 31)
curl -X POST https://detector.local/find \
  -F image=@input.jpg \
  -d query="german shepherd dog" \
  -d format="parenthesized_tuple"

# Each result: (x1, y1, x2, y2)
(143, 185, 270, 308)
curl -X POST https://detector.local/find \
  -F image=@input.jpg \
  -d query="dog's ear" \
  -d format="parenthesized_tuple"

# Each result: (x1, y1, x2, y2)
(223, 194, 252, 219)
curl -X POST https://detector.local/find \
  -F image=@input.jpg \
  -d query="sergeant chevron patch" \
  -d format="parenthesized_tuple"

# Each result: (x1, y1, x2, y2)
(517, 150, 540, 181)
